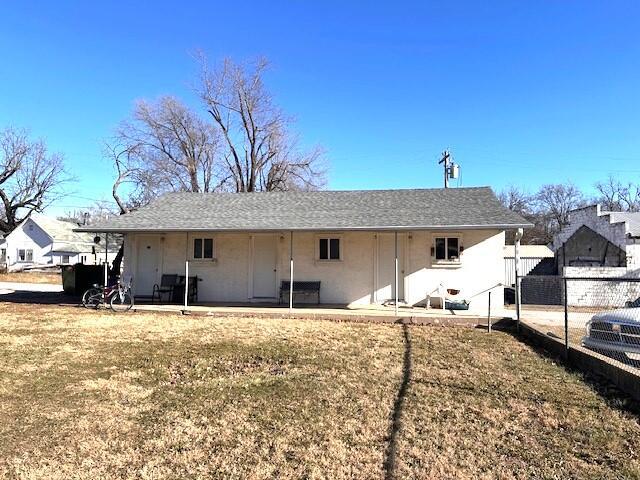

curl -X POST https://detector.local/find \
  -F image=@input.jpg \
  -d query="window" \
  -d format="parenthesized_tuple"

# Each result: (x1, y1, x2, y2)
(432, 236, 462, 263)
(318, 237, 341, 261)
(18, 249, 33, 262)
(193, 237, 214, 260)
(62, 255, 70, 264)
(0, 248, 5, 262)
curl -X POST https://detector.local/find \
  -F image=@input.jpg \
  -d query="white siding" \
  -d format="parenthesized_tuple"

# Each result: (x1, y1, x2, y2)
(4, 218, 53, 268)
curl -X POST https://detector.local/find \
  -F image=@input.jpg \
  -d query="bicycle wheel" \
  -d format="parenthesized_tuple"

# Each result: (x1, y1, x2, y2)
(110, 290, 133, 312)
(82, 288, 102, 309)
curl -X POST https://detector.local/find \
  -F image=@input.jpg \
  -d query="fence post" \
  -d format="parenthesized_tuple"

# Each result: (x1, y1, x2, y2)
(563, 277, 569, 360)
(487, 291, 492, 333)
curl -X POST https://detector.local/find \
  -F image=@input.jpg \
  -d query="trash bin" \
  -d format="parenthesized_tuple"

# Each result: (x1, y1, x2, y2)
(62, 264, 105, 296)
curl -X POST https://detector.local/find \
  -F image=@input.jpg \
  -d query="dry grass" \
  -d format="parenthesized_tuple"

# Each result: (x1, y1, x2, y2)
(0, 271, 61, 284)
(0, 303, 639, 479)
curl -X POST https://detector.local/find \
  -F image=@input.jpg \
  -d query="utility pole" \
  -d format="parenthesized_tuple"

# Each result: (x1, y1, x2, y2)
(439, 150, 451, 188)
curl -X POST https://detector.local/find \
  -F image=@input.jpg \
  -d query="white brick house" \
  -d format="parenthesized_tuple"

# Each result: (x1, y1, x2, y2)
(77, 187, 530, 313)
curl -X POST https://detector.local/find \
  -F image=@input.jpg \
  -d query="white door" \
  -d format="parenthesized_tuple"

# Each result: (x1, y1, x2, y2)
(135, 236, 160, 295)
(252, 235, 277, 298)
(376, 233, 405, 303)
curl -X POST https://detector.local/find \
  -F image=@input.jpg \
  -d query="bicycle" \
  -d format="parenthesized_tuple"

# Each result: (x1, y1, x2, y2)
(82, 278, 134, 312)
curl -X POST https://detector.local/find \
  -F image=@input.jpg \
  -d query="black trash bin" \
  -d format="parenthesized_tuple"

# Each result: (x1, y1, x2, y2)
(62, 264, 106, 296)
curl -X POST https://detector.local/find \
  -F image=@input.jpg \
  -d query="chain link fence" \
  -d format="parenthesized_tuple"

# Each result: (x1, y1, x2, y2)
(518, 276, 640, 371)
(565, 277, 640, 368)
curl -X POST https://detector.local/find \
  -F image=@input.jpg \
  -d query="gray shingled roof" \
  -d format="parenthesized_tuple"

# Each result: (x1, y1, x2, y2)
(76, 187, 531, 233)
(31, 214, 94, 243)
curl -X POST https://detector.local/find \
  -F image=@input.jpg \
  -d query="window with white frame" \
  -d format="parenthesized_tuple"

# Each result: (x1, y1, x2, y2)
(193, 237, 215, 260)
(318, 237, 341, 261)
(0, 248, 6, 262)
(62, 254, 70, 264)
(18, 249, 33, 262)
(432, 236, 462, 263)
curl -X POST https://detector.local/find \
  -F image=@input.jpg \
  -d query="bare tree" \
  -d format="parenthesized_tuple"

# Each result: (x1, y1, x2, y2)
(0, 127, 67, 233)
(498, 185, 531, 215)
(198, 56, 326, 192)
(108, 96, 224, 207)
(535, 182, 585, 234)
(595, 175, 640, 212)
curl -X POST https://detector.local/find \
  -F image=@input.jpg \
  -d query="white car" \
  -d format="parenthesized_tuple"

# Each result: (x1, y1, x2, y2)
(582, 308, 640, 367)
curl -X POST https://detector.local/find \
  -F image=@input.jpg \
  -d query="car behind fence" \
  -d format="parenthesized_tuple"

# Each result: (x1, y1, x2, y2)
(519, 276, 640, 396)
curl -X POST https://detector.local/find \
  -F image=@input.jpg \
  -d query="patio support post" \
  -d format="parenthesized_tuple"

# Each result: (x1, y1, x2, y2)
(394, 231, 398, 316)
(184, 233, 189, 310)
(289, 231, 294, 312)
(184, 260, 189, 310)
(105, 233, 108, 266)
(514, 228, 523, 329)
(103, 262, 108, 303)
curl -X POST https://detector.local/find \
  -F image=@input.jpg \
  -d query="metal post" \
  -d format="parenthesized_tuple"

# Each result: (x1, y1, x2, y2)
(184, 260, 189, 310)
(105, 233, 108, 265)
(563, 277, 569, 360)
(289, 231, 294, 312)
(394, 231, 399, 316)
(488, 291, 492, 333)
(103, 262, 108, 305)
(514, 228, 523, 329)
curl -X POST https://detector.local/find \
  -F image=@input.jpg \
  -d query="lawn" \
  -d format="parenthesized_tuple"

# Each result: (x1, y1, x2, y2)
(1, 304, 639, 479)
(0, 271, 61, 284)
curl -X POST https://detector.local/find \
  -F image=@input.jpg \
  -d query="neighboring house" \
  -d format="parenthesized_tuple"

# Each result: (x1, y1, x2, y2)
(77, 187, 530, 313)
(3, 214, 118, 271)
(503, 244, 554, 286)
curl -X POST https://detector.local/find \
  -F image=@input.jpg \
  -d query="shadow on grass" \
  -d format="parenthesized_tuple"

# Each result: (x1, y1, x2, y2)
(506, 320, 640, 416)
(0, 290, 77, 305)
(383, 323, 412, 480)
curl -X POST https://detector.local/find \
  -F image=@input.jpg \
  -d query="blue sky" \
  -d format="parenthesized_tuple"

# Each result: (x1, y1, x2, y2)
(1, 1, 639, 215)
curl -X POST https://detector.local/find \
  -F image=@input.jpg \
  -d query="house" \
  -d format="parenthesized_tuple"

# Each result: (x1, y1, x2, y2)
(76, 187, 530, 313)
(3, 214, 119, 271)
(503, 244, 554, 286)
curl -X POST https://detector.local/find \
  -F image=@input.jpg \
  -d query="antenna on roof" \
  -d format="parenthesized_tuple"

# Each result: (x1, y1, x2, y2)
(438, 149, 460, 188)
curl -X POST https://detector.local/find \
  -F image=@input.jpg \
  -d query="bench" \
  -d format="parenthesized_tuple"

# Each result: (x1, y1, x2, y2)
(279, 280, 321, 305)
(175, 275, 199, 303)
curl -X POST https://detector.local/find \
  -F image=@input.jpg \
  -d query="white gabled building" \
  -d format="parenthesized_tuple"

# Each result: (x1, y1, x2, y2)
(2, 214, 117, 271)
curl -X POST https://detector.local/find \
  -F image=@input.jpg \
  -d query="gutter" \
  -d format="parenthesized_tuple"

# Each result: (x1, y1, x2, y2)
(75, 223, 534, 234)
